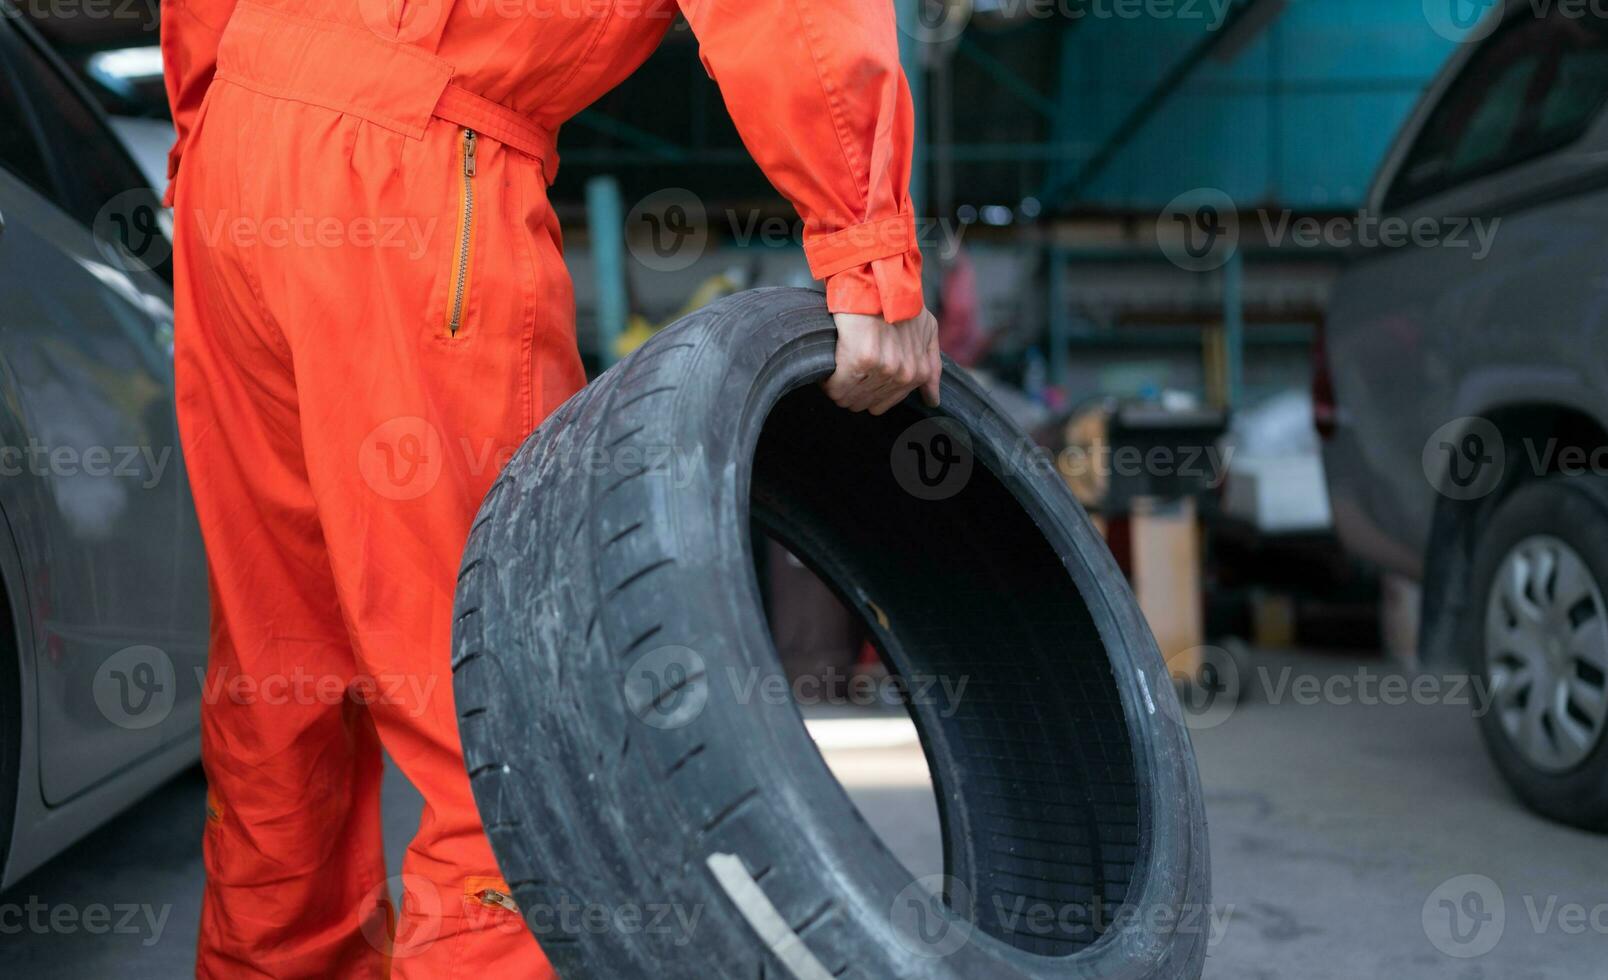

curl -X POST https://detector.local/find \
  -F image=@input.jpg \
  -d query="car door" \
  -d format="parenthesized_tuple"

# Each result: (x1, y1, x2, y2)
(0, 18, 207, 803)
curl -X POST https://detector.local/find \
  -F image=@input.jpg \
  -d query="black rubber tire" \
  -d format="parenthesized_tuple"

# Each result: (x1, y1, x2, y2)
(453, 288, 1210, 978)
(1466, 476, 1608, 832)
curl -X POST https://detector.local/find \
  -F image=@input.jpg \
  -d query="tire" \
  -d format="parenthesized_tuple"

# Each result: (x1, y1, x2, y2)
(453, 288, 1210, 978)
(1466, 476, 1608, 832)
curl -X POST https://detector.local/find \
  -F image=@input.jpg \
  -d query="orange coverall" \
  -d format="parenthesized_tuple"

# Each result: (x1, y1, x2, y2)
(160, 0, 922, 975)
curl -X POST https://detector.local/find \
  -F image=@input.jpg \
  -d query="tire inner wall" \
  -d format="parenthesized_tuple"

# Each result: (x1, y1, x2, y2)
(749, 385, 1143, 957)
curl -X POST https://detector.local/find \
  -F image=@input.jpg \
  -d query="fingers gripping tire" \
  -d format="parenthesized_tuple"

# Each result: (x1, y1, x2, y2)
(452, 289, 1211, 978)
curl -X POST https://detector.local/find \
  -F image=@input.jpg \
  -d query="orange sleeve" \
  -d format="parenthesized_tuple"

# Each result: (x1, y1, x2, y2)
(675, 0, 925, 322)
(160, 0, 238, 205)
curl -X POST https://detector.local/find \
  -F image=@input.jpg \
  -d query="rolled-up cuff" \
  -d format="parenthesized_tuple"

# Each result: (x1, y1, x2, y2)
(824, 251, 925, 323)
(806, 212, 926, 321)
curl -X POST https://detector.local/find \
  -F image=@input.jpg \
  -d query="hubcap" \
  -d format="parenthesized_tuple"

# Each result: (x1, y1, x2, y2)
(1485, 535, 1608, 773)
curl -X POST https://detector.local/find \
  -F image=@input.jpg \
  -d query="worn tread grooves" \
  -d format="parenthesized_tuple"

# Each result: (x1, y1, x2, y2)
(793, 901, 833, 936)
(467, 762, 502, 780)
(619, 624, 663, 658)
(701, 787, 759, 835)
(459, 706, 487, 720)
(451, 651, 481, 673)
(616, 385, 677, 411)
(633, 340, 695, 364)
(604, 521, 644, 548)
(608, 558, 675, 599)
(606, 425, 646, 449)
(666, 743, 706, 776)
(603, 463, 666, 497)
(647, 669, 706, 712)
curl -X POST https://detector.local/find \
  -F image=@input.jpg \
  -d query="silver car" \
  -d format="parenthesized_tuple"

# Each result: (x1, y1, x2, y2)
(0, 6, 207, 889)
(1322, 0, 1608, 830)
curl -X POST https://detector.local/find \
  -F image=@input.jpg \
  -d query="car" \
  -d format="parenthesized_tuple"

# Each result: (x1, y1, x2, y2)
(0, 3, 207, 890)
(1319, 0, 1608, 830)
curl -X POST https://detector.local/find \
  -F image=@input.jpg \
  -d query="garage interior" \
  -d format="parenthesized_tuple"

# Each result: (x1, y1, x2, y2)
(3, 0, 1608, 976)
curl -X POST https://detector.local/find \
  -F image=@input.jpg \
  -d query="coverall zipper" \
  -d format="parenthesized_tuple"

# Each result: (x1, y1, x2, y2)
(476, 888, 518, 913)
(447, 128, 477, 337)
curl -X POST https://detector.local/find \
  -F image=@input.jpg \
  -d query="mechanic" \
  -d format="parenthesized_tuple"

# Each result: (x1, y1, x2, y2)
(159, 0, 939, 975)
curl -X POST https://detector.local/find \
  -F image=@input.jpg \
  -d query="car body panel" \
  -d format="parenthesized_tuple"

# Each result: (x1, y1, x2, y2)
(0, 8, 206, 886)
(1323, 0, 1608, 578)
(0, 169, 206, 804)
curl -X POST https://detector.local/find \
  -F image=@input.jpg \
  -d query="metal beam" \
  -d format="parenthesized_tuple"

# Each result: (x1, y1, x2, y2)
(956, 36, 1059, 120)
(1043, 0, 1285, 205)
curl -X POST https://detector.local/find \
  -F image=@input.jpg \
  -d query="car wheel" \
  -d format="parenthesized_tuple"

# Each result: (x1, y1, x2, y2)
(1467, 476, 1608, 831)
(453, 288, 1211, 978)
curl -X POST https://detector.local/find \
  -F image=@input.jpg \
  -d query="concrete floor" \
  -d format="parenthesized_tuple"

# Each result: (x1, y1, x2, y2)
(2, 651, 1605, 977)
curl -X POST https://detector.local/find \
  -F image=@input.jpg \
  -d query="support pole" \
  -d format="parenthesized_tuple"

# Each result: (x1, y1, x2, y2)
(586, 175, 627, 370)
